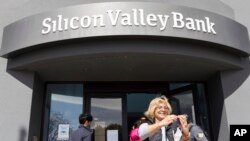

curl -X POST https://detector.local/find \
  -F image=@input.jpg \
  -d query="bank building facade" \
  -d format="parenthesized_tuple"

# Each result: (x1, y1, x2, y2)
(0, 0, 250, 141)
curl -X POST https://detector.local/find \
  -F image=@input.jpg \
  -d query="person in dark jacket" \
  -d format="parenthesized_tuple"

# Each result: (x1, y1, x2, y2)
(69, 113, 93, 141)
(186, 115, 208, 141)
(188, 123, 208, 141)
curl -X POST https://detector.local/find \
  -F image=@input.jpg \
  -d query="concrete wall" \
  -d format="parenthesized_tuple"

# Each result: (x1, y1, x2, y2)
(221, 60, 250, 124)
(206, 58, 250, 141)
(0, 58, 34, 141)
(219, 0, 250, 139)
(0, 1, 34, 140)
(225, 75, 250, 124)
(221, 0, 250, 124)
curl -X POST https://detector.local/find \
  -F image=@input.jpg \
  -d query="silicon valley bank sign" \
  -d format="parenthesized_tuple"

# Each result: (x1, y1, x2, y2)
(1, 2, 249, 57)
(42, 9, 216, 35)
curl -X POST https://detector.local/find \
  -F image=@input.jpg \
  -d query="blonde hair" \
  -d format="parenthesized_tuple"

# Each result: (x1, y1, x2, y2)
(144, 95, 172, 119)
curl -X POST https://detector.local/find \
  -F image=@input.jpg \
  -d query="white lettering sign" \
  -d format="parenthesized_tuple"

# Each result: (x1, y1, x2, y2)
(41, 9, 216, 35)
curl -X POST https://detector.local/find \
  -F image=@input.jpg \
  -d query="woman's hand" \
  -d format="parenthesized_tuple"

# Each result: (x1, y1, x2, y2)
(158, 114, 178, 127)
(178, 115, 188, 129)
(178, 115, 189, 141)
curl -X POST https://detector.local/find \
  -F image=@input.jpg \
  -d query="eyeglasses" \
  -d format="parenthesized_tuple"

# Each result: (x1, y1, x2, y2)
(156, 106, 169, 110)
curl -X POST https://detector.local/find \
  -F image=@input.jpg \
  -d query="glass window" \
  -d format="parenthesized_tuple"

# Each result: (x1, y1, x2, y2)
(196, 84, 210, 138)
(91, 97, 122, 141)
(126, 93, 161, 137)
(169, 90, 195, 122)
(47, 84, 83, 141)
(127, 93, 160, 113)
(169, 83, 210, 140)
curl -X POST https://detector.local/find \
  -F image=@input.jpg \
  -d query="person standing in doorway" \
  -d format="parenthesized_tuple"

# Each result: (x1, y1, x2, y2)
(69, 113, 93, 141)
(138, 95, 190, 141)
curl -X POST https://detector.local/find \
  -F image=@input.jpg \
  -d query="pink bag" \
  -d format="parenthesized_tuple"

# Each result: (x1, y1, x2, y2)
(129, 127, 142, 141)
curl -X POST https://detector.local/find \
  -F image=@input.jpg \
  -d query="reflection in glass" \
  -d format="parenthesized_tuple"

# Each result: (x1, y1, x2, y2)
(170, 91, 195, 122)
(169, 83, 210, 140)
(196, 84, 210, 139)
(127, 93, 159, 113)
(47, 84, 83, 141)
(91, 98, 122, 141)
(127, 93, 161, 138)
(169, 83, 192, 90)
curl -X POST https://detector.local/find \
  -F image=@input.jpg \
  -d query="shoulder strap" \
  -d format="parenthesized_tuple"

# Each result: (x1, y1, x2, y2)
(189, 123, 195, 131)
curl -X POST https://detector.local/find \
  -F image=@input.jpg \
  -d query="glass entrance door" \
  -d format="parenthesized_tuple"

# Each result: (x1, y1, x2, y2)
(45, 84, 84, 141)
(86, 93, 124, 141)
(44, 82, 210, 141)
(126, 92, 161, 139)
